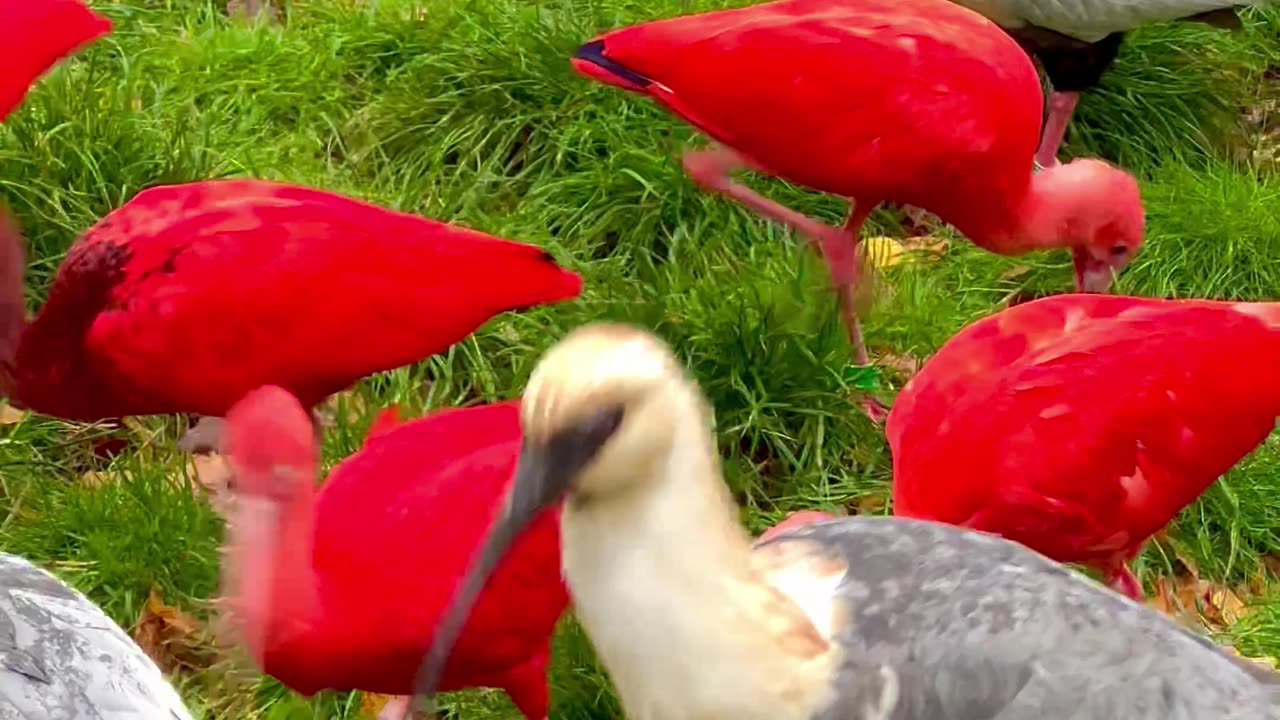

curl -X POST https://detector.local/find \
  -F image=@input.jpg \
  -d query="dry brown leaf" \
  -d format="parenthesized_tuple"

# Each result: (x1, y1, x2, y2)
(876, 351, 924, 377)
(79, 470, 115, 487)
(0, 401, 26, 425)
(359, 693, 404, 719)
(316, 388, 369, 429)
(854, 493, 888, 516)
(185, 453, 235, 518)
(1144, 565, 1253, 634)
(131, 586, 215, 675)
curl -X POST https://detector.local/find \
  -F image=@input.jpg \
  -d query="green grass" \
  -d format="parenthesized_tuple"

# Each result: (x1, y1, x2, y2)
(2, 0, 1280, 717)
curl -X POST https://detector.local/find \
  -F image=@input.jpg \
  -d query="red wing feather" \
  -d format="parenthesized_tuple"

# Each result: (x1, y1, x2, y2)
(0, 0, 112, 122)
(890, 295, 1280, 565)
(578, 0, 1041, 209)
(18, 180, 582, 419)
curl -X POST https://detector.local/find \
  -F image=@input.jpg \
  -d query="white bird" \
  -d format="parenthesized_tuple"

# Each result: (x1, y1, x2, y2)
(0, 552, 193, 719)
(948, 0, 1258, 168)
(415, 321, 1280, 720)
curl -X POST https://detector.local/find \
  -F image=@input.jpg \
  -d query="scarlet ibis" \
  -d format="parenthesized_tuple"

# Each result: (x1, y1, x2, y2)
(0, 0, 111, 123)
(570, 0, 1146, 413)
(947, 0, 1255, 167)
(0, 179, 583, 452)
(887, 293, 1280, 600)
(220, 386, 567, 720)
(416, 322, 1280, 720)
(0, 552, 194, 719)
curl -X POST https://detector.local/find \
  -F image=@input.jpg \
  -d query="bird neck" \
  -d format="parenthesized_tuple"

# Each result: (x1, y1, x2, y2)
(223, 487, 322, 668)
(1002, 167, 1093, 254)
(559, 387, 834, 720)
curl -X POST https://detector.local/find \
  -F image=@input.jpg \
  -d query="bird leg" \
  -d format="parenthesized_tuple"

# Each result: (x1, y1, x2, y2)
(1104, 564, 1145, 602)
(1034, 91, 1080, 169)
(682, 145, 886, 423)
(178, 409, 325, 455)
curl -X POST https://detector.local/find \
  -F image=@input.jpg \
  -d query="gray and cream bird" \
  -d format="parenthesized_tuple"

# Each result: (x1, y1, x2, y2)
(0, 552, 193, 719)
(415, 321, 1280, 720)
(949, 0, 1259, 168)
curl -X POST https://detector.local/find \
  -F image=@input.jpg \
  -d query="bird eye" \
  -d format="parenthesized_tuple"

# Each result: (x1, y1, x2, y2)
(1109, 244, 1128, 256)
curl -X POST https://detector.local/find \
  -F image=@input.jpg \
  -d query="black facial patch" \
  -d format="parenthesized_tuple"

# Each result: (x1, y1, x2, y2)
(574, 40, 654, 89)
(544, 404, 626, 481)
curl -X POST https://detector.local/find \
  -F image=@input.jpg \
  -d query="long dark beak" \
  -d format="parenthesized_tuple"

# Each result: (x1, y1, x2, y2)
(406, 447, 580, 717)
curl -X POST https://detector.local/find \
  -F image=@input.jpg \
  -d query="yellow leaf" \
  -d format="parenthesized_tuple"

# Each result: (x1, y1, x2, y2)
(131, 587, 214, 676)
(863, 235, 947, 269)
(863, 236, 907, 269)
(0, 401, 26, 425)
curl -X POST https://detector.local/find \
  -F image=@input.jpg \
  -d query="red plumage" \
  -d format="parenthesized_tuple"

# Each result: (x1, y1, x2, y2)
(572, 0, 1145, 393)
(222, 386, 567, 719)
(0, 0, 112, 123)
(887, 294, 1280, 599)
(0, 179, 583, 422)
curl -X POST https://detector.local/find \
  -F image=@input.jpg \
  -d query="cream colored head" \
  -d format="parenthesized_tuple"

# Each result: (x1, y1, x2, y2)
(413, 322, 708, 711)
(520, 321, 703, 499)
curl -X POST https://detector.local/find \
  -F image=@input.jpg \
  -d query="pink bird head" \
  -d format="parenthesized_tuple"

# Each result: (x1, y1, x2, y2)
(223, 385, 318, 501)
(1037, 158, 1145, 293)
(1, 0, 113, 123)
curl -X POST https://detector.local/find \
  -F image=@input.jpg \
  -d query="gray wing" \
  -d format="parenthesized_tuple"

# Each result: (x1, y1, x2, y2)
(949, 0, 1255, 42)
(765, 518, 1280, 720)
(0, 553, 192, 719)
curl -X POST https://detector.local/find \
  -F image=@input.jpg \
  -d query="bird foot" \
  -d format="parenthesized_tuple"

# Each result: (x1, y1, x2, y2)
(178, 416, 226, 455)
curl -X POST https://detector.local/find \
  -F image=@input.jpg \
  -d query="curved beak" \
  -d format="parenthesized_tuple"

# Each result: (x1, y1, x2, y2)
(409, 442, 573, 717)
(1072, 249, 1115, 294)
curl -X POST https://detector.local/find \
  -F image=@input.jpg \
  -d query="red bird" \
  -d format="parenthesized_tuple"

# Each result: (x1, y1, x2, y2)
(887, 293, 1280, 600)
(571, 0, 1145, 419)
(0, 179, 582, 451)
(0, 0, 111, 123)
(220, 386, 568, 720)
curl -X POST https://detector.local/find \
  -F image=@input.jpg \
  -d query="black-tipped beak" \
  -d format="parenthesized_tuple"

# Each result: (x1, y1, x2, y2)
(410, 405, 625, 717)
(571, 39, 654, 91)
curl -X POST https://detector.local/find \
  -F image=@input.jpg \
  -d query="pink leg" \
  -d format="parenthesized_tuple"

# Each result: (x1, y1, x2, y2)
(682, 146, 877, 364)
(1104, 564, 1145, 601)
(1034, 91, 1080, 169)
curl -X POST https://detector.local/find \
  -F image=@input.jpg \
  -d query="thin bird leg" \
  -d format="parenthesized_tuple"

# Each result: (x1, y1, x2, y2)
(1034, 91, 1080, 169)
(834, 203, 891, 425)
(682, 145, 873, 349)
(1104, 564, 1145, 602)
(682, 145, 853, 255)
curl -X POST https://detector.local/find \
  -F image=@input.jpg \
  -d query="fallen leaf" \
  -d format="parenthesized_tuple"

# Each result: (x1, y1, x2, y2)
(854, 493, 888, 516)
(360, 693, 408, 719)
(875, 350, 924, 378)
(131, 587, 215, 675)
(185, 453, 235, 518)
(0, 402, 26, 425)
(316, 388, 369, 429)
(862, 235, 947, 270)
